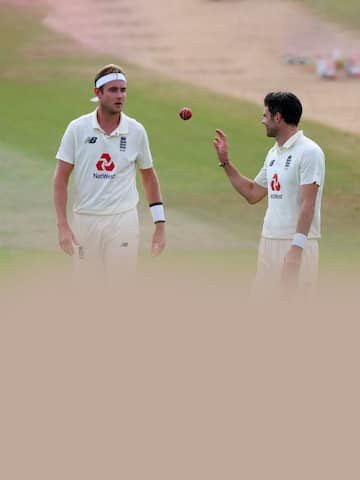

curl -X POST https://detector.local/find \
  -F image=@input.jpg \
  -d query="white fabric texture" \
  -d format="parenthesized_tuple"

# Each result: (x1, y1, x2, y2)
(254, 131, 325, 239)
(72, 209, 139, 275)
(255, 237, 319, 288)
(56, 110, 153, 214)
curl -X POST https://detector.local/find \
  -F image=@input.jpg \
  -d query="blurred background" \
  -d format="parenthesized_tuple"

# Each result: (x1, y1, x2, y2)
(0, 3, 359, 479)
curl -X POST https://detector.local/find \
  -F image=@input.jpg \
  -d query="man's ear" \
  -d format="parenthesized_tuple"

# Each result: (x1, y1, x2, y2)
(94, 87, 101, 99)
(274, 111, 282, 123)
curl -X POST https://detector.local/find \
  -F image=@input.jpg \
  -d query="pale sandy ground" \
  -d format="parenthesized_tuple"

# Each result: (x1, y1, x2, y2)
(37, 0, 360, 134)
(1, 271, 360, 480)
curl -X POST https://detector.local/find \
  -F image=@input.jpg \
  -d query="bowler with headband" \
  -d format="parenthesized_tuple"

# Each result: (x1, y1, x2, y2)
(53, 64, 166, 277)
(90, 72, 128, 102)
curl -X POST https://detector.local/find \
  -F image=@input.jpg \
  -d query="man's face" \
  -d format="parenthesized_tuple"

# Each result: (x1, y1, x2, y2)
(262, 106, 279, 137)
(96, 80, 127, 114)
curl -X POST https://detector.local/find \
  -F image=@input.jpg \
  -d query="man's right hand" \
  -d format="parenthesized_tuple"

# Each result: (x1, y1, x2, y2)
(213, 129, 230, 166)
(57, 223, 78, 255)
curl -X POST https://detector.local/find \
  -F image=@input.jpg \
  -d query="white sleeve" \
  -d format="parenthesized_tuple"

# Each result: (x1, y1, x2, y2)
(56, 122, 75, 165)
(254, 158, 268, 188)
(136, 126, 153, 169)
(300, 146, 325, 186)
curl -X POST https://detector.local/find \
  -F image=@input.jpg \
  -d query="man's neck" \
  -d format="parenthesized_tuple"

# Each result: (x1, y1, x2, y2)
(97, 107, 121, 135)
(276, 126, 298, 147)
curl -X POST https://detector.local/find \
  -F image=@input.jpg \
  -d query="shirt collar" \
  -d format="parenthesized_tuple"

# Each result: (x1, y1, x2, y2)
(91, 109, 129, 136)
(273, 130, 303, 152)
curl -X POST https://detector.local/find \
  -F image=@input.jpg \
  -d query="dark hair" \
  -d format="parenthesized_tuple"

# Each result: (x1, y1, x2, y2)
(264, 92, 302, 126)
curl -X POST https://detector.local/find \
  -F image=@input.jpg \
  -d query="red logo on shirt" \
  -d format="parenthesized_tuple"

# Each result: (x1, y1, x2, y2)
(270, 173, 281, 191)
(96, 153, 115, 171)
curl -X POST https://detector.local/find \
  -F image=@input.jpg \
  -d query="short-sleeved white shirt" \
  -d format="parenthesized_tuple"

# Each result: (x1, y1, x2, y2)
(254, 130, 325, 239)
(56, 110, 153, 214)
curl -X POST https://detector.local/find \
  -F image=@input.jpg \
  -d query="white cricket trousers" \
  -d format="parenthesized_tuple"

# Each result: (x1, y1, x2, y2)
(255, 237, 319, 289)
(72, 208, 139, 277)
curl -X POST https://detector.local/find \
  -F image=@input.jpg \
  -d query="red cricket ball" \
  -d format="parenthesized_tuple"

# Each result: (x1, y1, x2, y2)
(179, 107, 192, 120)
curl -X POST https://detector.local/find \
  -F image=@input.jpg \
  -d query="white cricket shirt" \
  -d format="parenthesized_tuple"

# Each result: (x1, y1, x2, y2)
(56, 110, 153, 214)
(254, 130, 325, 239)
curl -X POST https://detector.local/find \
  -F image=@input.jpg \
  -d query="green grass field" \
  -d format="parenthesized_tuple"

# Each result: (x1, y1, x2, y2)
(0, 5, 359, 279)
(299, 0, 360, 30)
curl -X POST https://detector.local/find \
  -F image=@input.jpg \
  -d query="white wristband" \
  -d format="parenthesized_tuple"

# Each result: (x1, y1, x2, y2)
(292, 233, 307, 249)
(150, 203, 166, 223)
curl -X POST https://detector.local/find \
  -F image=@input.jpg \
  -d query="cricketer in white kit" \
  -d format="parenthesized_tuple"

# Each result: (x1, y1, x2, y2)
(213, 91, 325, 290)
(53, 64, 166, 276)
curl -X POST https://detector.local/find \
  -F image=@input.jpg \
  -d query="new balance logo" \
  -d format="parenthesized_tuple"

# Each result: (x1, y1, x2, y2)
(269, 159, 275, 167)
(85, 136, 98, 144)
(285, 155, 292, 168)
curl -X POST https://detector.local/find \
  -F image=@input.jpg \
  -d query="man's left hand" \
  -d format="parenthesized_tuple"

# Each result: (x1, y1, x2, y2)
(152, 222, 166, 256)
(281, 245, 303, 288)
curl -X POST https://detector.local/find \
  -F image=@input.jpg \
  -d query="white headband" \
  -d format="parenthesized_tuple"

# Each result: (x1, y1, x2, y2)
(90, 72, 127, 102)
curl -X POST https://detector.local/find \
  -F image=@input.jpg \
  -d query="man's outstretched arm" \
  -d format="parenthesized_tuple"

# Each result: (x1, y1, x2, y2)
(213, 129, 267, 204)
